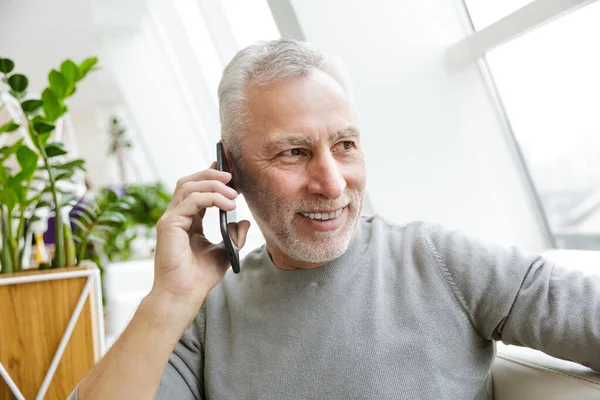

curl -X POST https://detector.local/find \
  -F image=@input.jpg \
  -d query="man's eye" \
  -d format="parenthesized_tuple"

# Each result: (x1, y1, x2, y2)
(281, 148, 306, 157)
(335, 141, 355, 151)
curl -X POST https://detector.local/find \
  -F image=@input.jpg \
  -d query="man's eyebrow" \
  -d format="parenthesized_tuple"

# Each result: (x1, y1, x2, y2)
(331, 127, 360, 141)
(263, 136, 315, 152)
(263, 127, 360, 152)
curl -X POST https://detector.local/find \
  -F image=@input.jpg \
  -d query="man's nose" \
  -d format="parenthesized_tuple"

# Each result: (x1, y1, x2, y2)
(307, 151, 346, 198)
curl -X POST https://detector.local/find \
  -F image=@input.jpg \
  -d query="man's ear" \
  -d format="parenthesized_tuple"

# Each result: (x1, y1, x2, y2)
(220, 140, 238, 190)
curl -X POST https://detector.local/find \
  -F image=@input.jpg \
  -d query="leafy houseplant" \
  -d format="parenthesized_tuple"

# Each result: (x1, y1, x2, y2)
(71, 188, 135, 269)
(109, 117, 133, 188)
(79, 183, 172, 265)
(0, 55, 132, 273)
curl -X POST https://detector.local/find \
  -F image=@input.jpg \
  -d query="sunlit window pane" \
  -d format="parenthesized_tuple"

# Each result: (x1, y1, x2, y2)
(485, 1, 600, 248)
(464, 0, 534, 30)
(174, 0, 224, 106)
(221, 0, 280, 48)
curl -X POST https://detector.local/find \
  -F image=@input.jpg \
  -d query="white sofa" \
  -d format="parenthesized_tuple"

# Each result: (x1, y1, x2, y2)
(492, 248, 600, 399)
(493, 343, 600, 399)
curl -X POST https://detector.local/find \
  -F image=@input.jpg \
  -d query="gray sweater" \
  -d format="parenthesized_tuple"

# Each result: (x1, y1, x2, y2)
(157, 216, 598, 398)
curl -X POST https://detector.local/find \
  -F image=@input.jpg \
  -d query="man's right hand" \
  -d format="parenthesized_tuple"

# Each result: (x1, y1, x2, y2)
(75, 164, 251, 400)
(150, 163, 251, 321)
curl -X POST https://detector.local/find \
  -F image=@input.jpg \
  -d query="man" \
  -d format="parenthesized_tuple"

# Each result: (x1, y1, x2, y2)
(71, 38, 600, 399)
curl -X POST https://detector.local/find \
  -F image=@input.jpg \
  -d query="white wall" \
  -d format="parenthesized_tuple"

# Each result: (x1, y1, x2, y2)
(290, 0, 549, 250)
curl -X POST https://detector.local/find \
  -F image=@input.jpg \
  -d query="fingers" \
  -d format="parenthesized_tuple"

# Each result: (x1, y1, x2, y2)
(161, 192, 236, 232)
(168, 164, 237, 212)
(172, 180, 237, 209)
(174, 168, 231, 193)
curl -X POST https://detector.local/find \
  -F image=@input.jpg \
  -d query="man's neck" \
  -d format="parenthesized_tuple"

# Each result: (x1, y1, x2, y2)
(265, 228, 360, 271)
(265, 244, 327, 270)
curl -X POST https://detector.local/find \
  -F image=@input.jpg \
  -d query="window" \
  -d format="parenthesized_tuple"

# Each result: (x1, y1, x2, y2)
(464, 0, 535, 30)
(462, 0, 600, 249)
(221, 0, 280, 48)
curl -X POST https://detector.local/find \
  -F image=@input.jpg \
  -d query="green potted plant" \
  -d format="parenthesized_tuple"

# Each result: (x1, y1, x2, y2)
(0, 55, 131, 400)
(0, 55, 97, 271)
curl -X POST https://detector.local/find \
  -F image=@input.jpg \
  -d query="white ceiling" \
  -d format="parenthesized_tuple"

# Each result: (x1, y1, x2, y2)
(0, 0, 122, 110)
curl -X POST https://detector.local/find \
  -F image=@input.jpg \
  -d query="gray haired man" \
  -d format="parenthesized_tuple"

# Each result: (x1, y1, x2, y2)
(71, 39, 600, 400)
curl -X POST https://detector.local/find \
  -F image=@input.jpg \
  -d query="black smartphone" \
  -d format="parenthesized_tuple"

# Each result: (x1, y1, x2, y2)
(216, 142, 241, 274)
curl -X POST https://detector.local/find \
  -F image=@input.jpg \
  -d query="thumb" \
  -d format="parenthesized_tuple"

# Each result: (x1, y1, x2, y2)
(230, 220, 251, 248)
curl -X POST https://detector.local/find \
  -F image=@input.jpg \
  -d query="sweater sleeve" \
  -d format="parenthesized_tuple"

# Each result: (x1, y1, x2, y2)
(423, 223, 600, 372)
(156, 303, 207, 399)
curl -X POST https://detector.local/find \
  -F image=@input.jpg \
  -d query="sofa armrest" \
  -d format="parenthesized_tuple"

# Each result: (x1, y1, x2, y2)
(492, 343, 600, 399)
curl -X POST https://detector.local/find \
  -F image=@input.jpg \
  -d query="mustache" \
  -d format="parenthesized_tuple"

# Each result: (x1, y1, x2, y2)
(292, 196, 357, 213)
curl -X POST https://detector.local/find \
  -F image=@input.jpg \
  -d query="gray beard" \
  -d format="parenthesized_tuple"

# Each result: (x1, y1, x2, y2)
(244, 189, 363, 264)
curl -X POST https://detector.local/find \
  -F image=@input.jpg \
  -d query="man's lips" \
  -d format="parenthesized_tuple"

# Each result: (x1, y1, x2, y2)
(297, 207, 347, 232)
(298, 206, 345, 221)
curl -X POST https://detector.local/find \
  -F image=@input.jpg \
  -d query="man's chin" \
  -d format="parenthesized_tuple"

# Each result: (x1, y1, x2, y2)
(285, 221, 358, 263)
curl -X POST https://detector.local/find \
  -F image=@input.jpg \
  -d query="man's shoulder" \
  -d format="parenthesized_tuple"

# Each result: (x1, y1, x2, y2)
(361, 214, 438, 242)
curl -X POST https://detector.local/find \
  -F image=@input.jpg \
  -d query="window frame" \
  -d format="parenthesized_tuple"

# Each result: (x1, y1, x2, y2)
(449, 0, 599, 248)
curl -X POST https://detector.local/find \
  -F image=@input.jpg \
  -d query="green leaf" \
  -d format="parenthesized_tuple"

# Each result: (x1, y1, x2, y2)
(16, 145, 38, 179)
(0, 121, 19, 134)
(8, 74, 28, 93)
(88, 234, 106, 245)
(35, 199, 52, 209)
(76, 201, 98, 218)
(41, 88, 60, 121)
(60, 194, 79, 207)
(33, 121, 55, 134)
(94, 224, 117, 233)
(98, 211, 127, 224)
(0, 138, 24, 160)
(0, 187, 18, 210)
(24, 192, 43, 206)
(0, 164, 8, 184)
(60, 60, 79, 85)
(51, 158, 85, 170)
(105, 189, 118, 203)
(54, 171, 71, 181)
(112, 200, 132, 211)
(7, 177, 24, 203)
(39, 132, 51, 146)
(0, 58, 15, 74)
(72, 209, 93, 226)
(21, 99, 43, 114)
(57, 104, 68, 119)
(48, 69, 68, 99)
(45, 142, 67, 158)
(78, 57, 98, 80)
(71, 216, 88, 233)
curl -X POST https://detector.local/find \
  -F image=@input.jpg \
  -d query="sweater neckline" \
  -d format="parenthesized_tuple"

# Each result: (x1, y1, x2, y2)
(257, 216, 373, 286)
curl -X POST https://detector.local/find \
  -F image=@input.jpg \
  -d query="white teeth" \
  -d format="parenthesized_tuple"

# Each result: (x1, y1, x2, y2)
(301, 208, 344, 220)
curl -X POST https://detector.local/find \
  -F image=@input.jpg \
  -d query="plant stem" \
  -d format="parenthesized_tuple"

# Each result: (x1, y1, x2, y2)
(50, 179, 64, 268)
(6, 208, 19, 271)
(77, 218, 97, 264)
(36, 135, 65, 268)
(0, 207, 14, 273)
(15, 179, 33, 270)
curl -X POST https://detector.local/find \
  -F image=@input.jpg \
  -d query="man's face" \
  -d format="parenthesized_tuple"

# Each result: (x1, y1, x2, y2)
(235, 70, 366, 267)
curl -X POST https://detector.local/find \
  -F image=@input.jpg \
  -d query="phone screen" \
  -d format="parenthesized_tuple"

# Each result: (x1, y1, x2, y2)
(216, 142, 241, 273)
